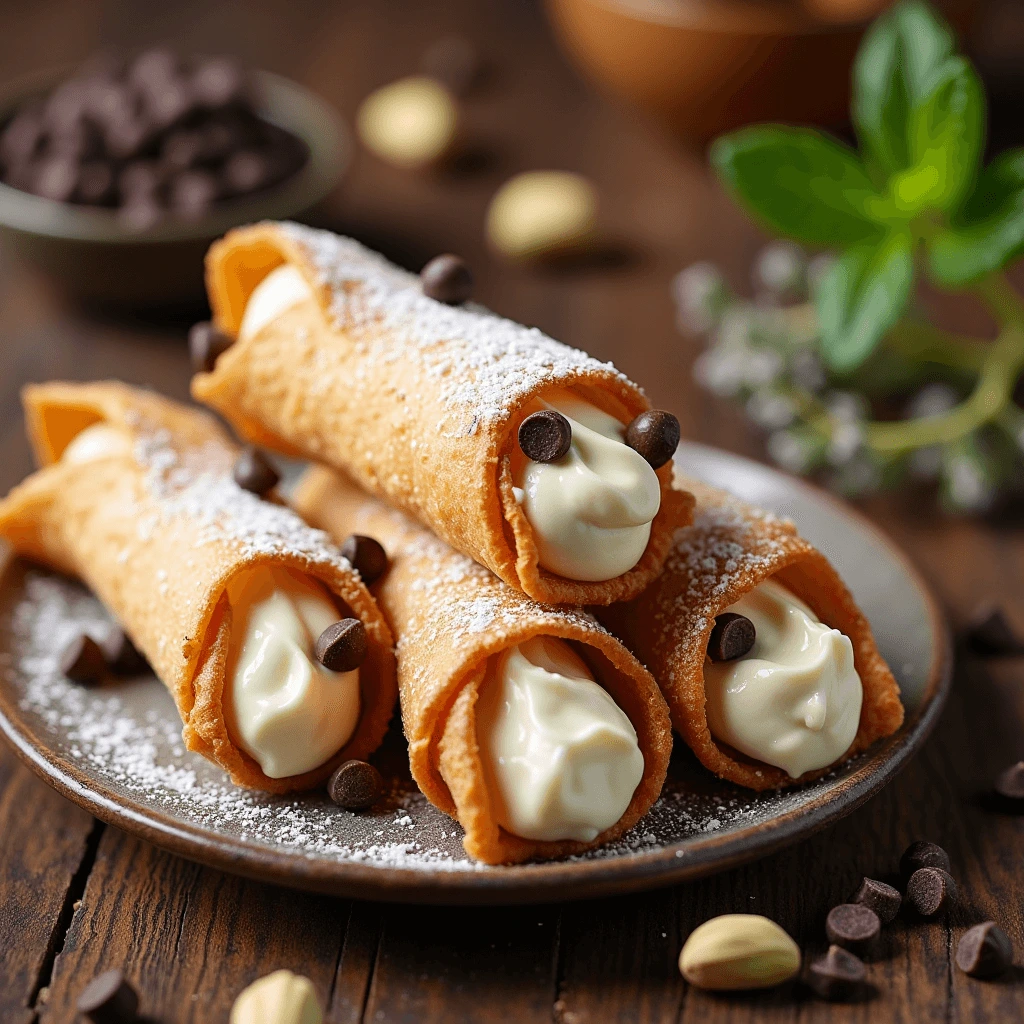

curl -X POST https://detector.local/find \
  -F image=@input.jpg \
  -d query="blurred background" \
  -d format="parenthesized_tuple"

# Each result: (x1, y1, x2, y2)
(1, 0, 1023, 514)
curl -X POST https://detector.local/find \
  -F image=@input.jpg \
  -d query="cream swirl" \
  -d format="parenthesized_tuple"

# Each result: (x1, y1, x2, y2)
(512, 391, 661, 581)
(476, 635, 644, 842)
(224, 565, 360, 779)
(704, 579, 863, 778)
(61, 423, 132, 464)
(239, 264, 313, 340)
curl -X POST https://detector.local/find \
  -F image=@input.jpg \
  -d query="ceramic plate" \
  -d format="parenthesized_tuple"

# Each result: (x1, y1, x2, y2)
(0, 443, 951, 904)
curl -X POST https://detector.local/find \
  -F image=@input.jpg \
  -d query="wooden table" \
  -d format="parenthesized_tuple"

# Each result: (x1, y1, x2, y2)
(2, 2, 1022, 1021)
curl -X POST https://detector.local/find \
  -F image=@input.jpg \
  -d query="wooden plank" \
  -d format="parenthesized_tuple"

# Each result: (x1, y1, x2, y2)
(0, 745, 98, 1024)
(361, 902, 561, 1024)
(38, 828, 364, 1024)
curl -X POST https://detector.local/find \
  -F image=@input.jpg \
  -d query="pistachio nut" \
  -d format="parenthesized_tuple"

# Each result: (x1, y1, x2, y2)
(679, 914, 801, 991)
(230, 969, 322, 1024)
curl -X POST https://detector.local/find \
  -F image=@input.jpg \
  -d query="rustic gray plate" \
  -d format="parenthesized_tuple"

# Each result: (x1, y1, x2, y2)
(0, 443, 951, 904)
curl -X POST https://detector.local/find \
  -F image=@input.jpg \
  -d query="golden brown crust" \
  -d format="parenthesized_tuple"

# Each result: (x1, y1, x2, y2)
(293, 465, 673, 864)
(193, 222, 693, 605)
(0, 381, 397, 793)
(597, 478, 904, 791)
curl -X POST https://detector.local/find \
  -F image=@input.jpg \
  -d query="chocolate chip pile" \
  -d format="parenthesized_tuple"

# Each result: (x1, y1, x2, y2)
(804, 839, 1015, 1000)
(0, 48, 308, 230)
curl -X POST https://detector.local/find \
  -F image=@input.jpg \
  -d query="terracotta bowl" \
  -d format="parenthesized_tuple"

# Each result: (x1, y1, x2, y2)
(0, 69, 349, 308)
(544, 0, 974, 145)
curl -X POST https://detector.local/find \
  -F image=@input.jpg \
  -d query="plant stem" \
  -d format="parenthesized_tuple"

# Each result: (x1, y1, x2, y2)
(887, 320, 989, 373)
(864, 272, 1024, 455)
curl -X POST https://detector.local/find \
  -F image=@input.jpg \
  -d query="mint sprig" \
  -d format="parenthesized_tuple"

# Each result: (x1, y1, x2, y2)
(710, 0, 1021, 371)
(693, 0, 1024, 513)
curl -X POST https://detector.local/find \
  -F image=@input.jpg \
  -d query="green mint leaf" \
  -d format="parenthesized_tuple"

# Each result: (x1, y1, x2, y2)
(896, 57, 984, 214)
(711, 126, 884, 247)
(853, 0, 955, 177)
(814, 232, 914, 371)
(928, 149, 1024, 285)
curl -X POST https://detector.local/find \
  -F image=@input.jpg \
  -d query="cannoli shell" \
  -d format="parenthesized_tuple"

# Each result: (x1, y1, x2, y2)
(193, 222, 693, 606)
(293, 465, 673, 864)
(0, 382, 396, 793)
(598, 478, 904, 791)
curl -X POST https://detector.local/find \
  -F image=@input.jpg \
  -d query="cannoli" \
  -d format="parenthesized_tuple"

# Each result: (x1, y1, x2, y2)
(191, 222, 693, 606)
(293, 466, 673, 864)
(598, 479, 904, 791)
(0, 382, 396, 793)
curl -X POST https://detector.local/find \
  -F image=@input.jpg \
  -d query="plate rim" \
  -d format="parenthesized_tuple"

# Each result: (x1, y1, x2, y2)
(0, 443, 953, 905)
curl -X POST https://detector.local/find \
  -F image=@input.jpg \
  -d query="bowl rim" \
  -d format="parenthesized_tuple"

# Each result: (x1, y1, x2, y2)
(558, 0, 879, 36)
(0, 66, 349, 246)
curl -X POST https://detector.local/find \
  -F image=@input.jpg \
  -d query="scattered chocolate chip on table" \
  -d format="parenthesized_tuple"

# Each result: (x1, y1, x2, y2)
(906, 867, 957, 918)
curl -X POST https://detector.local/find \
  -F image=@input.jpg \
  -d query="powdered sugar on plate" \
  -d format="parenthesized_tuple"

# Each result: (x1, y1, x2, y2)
(0, 566, 822, 879)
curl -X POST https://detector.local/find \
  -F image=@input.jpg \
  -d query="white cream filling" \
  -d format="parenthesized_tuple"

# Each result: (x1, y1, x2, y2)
(704, 579, 863, 778)
(224, 565, 360, 779)
(476, 635, 644, 842)
(61, 423, 132, 464)
(239, 264, 313, 340)
(512, 391, 662, 581)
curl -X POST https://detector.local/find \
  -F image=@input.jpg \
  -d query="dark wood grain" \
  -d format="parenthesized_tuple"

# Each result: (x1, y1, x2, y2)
(2, 0, 1024, 1021)
(38, 828, 360, 1023)
(0, 746, 98, 1024)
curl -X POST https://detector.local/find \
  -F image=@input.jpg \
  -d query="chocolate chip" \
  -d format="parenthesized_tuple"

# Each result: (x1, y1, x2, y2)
(103, 116, 153, 162)
(907, 867, 957, 918)
(31, 157, 79, 202)
(825, 904, 880, 957)
(341, 534, 388, 586)
(965, 605, 1024, 656)
(994, 760, 1024, 803)
(161, 129, 205, 169)
(0, 109, 44, 165)
(315, 619, 369, 673)
(118, 160, 165, 201)
(76, 161, 115, 205)
(900, 840, 951, 883)
(191, 57, 247, 109)
(102, 627, 148, 676)
(420, 36, 485, 96)
(518, 410, 572, 463)
(128, 48, 179, 90)
(188, 320, 234, 373)
(328, 759, 384, 809)
(707, 613, 756, 662)
(624, 409, 680, 470)
(76, 967, 139, 1023)
(232, 446, 280, 497)
(168, 168, 218, 219)
(803, 944, 866, 1001)
(118, 197, 163, 232)
(420, 254, 473, 305)
(60, 633, 107, 685)
(143, 78, 193, 132)
(222, 149, 271, 194)
(851, 877, 902, 925)
(956, 921, 1013, 979)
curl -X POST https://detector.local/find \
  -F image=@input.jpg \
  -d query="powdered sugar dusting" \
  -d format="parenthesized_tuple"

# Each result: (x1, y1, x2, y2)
(130, 418, 350, 571)
(650, 489, 798, 642)
(0, 567, 827, 879)
(280, 223, 634, 427)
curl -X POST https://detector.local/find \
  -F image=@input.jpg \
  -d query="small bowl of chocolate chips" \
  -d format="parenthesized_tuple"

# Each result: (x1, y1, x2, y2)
(0, 49, 348, 307)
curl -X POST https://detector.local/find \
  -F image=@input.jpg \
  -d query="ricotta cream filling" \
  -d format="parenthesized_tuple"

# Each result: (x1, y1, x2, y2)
(239, 264, 313, 340)
(703, 579, 863, 778)
(512, 391, 661, 581)
(224, 565, 361, 779)
(61, 423, 133, 464)
(476, 635, 644, 842)
(60, 423, 362, 780)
